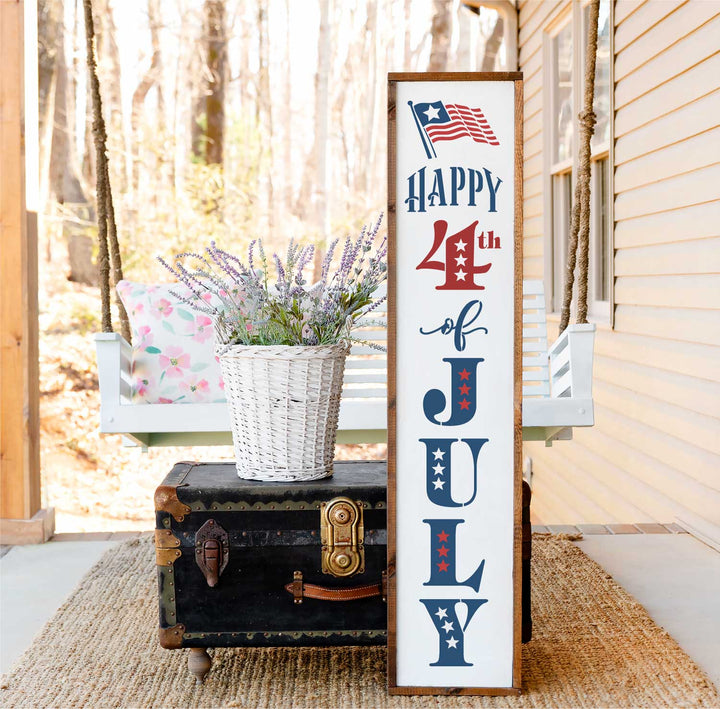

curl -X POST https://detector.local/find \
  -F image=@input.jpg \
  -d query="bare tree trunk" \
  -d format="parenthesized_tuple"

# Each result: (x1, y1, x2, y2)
(332, 33, 358, 197)
(131, 0, 163, 193)
(257, 0, 274, 233)
(67, 0, 80, 175)
(49, 0, 96, 285)
(193, 0, 226, 165)
(38, 0, 62, 262)
(404, 0, 412, 68)
(171, 0, 192, 234)
(190, 36, 204, 160)
(350, 3, 374, 196)
(38, 0, 61, 141)
(296, 2, 359, 222)
(362, 0, 379, 196)
(293, 135, 316, 222)
(205, 0, 226, 165)
(93, 0, 127, 192)
(40, 68, 58, 265)
(82, 68, 96, 190)
(238, 2, 251, 133)
(235, 0, 254, 208)
(481, 15, 504, 71)
(283, 0, 292, 214)
(456, 4, 476, 70)
(153, 4, 165, 121)
(312, 0, 331, 280)
(428, 0, 453, 71)
(98, 0, 122, 129)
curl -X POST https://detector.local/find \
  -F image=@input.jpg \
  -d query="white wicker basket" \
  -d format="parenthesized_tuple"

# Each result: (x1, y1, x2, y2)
(217, 343, 350, 481)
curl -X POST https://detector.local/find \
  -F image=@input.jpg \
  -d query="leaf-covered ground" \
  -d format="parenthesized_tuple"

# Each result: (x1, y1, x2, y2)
(39, 248, 385, 533)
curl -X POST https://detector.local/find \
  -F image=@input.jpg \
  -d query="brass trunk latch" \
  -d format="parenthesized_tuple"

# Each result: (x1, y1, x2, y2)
(195, 519, 229, 587)
(320, 496, 364, 577)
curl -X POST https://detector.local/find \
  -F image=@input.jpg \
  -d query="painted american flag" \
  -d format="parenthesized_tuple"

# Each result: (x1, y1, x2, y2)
(410, 100, 499, 158)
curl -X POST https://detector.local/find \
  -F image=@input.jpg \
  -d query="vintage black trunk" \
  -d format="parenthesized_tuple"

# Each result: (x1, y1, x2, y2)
(155, 461, 388, 650)
(155, 460, 532, 675)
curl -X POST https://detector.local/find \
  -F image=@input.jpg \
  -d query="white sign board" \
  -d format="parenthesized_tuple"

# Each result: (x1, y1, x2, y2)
(387, 73, 523, 696)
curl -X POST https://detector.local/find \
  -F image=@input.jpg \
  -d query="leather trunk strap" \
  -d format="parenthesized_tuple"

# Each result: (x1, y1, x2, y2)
(286, 570, 387, 603)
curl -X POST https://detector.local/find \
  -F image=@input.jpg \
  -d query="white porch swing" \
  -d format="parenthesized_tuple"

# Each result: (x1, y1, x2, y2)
(95, 283, 596, 448)
(89, 3, 602, 450)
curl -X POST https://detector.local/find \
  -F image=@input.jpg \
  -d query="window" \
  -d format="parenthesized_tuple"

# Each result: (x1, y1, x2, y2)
(544, 0, 612, 321)
(549, 21, 574, 314)
(588, 0, 611, 308)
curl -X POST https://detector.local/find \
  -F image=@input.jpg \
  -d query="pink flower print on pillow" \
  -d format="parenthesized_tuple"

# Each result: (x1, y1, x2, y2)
(137, 325, 154, 351)
(159, 346, 190, 378)
(179, 375, 210, 401)
(150, 298, 174, 319)
(190, 314, 214, 344)
(116, 280, 227, 404)
(214, 353, 225, 391)
(133, 375, 154, 399)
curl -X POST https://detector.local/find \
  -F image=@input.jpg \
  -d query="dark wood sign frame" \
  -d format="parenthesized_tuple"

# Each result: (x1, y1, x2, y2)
(386, 72, 524, 696)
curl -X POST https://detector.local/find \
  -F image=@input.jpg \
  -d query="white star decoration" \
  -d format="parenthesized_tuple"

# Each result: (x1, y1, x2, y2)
(455, 239, 467, 252)
(455, 254, 467, 266)
(432, 448, 445, 460)
(432, 462, 444, 475)
(456, 269, 467, 281)
(446, 637, 459, 649)
(433, 478, 445, 490)
(435, 607, 448, 620)
(442, 621, 454, 633)
(424, 104, 441, 122)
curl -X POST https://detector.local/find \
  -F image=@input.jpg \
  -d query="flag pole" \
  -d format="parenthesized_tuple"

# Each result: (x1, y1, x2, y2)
(408, 101, 437, 159)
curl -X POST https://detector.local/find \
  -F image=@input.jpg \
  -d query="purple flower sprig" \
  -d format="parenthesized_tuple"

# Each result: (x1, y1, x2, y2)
(156, 215, 387, 348)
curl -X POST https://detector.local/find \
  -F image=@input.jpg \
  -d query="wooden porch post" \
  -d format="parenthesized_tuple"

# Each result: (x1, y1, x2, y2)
(0, 0, 53, 544)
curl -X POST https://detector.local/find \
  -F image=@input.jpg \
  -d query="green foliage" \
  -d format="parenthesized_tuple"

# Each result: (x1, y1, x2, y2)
(69, 300, 101, 335)
(118, 109, 288, 283)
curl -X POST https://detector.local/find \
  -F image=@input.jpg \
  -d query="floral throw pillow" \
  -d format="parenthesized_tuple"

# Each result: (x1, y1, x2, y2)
(116, 280, 226, 404)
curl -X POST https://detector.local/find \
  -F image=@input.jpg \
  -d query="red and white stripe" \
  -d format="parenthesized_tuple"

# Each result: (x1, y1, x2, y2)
(425, 104, 499, 146)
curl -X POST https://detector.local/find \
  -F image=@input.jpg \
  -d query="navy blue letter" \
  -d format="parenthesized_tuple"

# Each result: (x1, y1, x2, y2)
(419, 598, 488, 667)
(420, 438, 489, 507)
(423, 519, 485, 591)
(423, 358, 483, 426)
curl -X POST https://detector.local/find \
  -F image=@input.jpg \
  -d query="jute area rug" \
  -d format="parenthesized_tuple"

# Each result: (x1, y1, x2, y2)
(1, 536, 717, 709)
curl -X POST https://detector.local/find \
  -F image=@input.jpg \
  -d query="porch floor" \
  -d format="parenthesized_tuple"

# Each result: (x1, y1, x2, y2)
(1, 530, 718, 693)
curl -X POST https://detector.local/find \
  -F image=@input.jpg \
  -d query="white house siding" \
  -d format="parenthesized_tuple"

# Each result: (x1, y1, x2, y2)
(518, 0, 720, 547)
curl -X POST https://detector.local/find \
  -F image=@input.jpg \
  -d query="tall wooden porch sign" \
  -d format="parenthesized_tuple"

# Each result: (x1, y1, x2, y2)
(387, 73, 523, 695)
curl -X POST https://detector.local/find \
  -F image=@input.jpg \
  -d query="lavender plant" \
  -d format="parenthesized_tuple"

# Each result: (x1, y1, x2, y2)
(157, 215, 387, 349)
